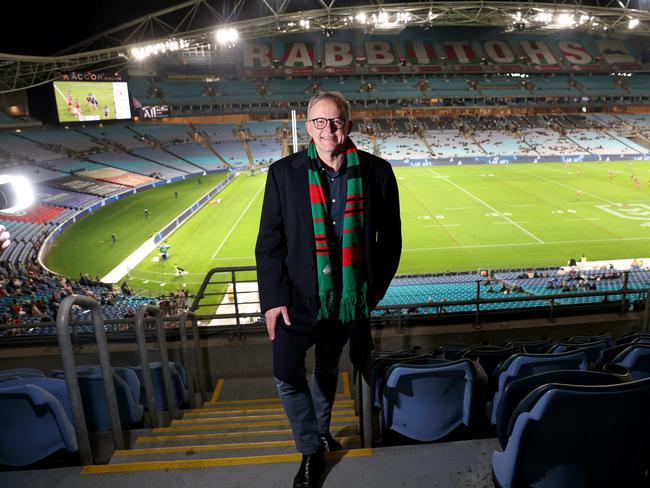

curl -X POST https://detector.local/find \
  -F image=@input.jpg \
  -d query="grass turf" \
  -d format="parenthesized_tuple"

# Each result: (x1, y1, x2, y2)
(45, 172, 228, 279)
(46, 160, 650, 297)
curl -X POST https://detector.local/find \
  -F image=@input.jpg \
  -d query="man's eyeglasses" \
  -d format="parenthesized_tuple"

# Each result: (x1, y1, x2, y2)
(308, 117, 346, 130)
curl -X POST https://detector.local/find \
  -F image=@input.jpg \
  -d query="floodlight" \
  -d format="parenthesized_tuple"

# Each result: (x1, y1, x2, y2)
(396, 12, 412, 23)
(556, 13, 575, 27)
(534, 11, 553, 23)
(0, 175, 34, 213)
(216, 28, 239, 45)
(628, 18, 639, 29)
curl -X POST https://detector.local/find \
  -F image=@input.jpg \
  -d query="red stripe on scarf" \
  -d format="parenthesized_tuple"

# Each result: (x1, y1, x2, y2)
(309, 184, 326, 204)
(342, 244, 364, 266)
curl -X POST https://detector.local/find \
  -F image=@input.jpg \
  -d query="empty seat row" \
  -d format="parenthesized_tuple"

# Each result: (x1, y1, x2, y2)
(0, 362, 188, 466)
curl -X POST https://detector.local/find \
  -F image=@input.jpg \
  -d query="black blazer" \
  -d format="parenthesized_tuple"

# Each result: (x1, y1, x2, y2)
(255, 148, 401, 332)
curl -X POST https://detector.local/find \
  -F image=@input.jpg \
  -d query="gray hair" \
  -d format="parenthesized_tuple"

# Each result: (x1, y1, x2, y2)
(307, 91, 351, 122)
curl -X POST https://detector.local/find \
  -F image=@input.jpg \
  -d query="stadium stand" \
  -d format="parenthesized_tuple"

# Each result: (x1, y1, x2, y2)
(18, 128, 99, 152)
(76, 125, 149, 150)
(0, 133, 62, 162)
(131, 147, 202, 174)
(40, 157, 111, 174)
(88, 151, 183, 179)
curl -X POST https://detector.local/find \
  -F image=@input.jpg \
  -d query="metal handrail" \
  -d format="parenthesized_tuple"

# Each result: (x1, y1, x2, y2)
(178, 311, 207, 407)
(134, 305, 177, 427)
(55, 294, 124, 465)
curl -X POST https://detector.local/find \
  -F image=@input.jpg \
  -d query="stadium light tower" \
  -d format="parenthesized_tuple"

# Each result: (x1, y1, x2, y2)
(0, 175, 34, 213)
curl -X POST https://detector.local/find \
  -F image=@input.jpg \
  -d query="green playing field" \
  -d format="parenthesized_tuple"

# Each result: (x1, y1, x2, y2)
(46, 160, 650, 296)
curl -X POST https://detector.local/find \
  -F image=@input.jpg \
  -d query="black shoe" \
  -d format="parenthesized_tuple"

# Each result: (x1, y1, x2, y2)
(319, 432, 343, 452)
(293, 449, 325, 488)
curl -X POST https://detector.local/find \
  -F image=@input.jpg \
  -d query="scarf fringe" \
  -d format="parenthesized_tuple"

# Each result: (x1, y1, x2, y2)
(317, 291, 335, 321)
(339, 283, 368, 323)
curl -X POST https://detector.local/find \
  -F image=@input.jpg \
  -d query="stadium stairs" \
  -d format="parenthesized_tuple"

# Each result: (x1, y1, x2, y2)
(236, 130, 255, 167)
(189, 125, 232, 168)
(90, 374, 363, 473)
(3, 373, 499, 487)
(162, 146, 210, 174)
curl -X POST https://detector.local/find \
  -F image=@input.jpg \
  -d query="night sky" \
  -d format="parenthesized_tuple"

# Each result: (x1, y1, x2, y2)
(0, 0, 181, 55)
(2, 0, 648, 56)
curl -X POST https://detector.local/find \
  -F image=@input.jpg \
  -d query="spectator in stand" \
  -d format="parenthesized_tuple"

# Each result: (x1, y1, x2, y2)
(120, 281, 132, 296)
(0, 224, 10, 250)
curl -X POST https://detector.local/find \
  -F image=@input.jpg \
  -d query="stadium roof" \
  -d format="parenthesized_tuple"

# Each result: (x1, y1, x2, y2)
(1, 0, 650, 93)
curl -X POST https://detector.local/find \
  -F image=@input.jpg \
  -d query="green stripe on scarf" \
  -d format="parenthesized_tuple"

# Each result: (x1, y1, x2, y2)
(308, 138, 368, 323)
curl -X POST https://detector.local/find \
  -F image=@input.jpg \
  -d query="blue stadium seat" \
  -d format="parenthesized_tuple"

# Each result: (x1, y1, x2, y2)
(615, 332, 650, 346)
(600, 343, 644, 367)
(371, 354, 444, 409)
(612, 344, 650, 380)
(567, 333, 614, 348)
(0, 367, 45, 383)
(491, 350, 590, 424)
(128, 362, 188, 411)
(113, 366, 142, 405)
(75, 370, 144, 431)
(1, 377, 74, 422)
(462, 346, 523, 386)
(436, 343, 487, 360)
(504, 338, 553, 354)
(547, 339, 610, 366)
(492, 378, 650, 488)
(52, 366, 144, 431)
(382, 359, 475, 442)
(0, 383, 78, 466)
(494, 369, 625, 449)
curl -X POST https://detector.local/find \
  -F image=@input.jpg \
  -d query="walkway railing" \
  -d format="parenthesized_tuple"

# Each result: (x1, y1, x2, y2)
(51, 297, 206, 465)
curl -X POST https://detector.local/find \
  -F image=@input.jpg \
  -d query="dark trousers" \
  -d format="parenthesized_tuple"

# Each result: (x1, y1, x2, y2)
(274, 319, 348, 455)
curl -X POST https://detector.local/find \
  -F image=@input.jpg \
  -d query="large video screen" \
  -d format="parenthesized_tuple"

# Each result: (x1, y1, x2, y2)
(53, 80, 131, 123)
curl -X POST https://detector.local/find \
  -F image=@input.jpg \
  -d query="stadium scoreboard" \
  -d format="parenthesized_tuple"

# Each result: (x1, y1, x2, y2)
(53, 71, 131, 123)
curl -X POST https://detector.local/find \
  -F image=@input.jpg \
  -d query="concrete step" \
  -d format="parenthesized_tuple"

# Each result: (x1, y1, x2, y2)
(147, 417, 359, 435)
(132, 425, 359, 448)
(180, 405, 355, 424)
(84, 448, 372, 475)
(110, 436, 361, 463)
(200, 393, 352, 409)
(188, 398, 355, 416)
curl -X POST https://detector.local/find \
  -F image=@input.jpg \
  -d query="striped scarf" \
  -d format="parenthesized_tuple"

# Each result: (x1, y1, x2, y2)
(308, 138, 368, 323)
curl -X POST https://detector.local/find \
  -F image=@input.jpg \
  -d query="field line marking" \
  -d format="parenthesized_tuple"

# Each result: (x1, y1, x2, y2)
(211, 181, 265, 260)
(513, 168, 616, 205)
(52, 83, 69, 104)
(212, 256, 255, 261)
(404, 235, 650, 252)
(428, 169, 545, 244)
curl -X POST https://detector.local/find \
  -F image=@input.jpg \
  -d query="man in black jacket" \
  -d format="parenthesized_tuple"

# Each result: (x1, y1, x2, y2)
(256, 91, 401, 488)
